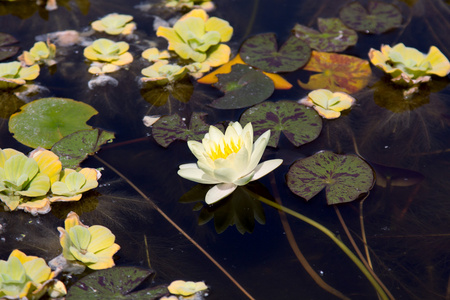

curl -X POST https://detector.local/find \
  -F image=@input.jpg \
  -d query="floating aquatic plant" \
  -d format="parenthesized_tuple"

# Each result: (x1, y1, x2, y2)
(0, 249, 66, 299)
(156, 8, 233, 71)
(141, 60, 188, 85)
(165, 0, 215, 11)
(368, 43, 450, 88)
(141, 47, 170, 62)
(168, 280, 208, 297)
(50, 168, 100, 202)
(57, 211, 120, 270)
(177, 122, 282, 204)
(0, 61, 39, 89)
(299, 89, 355, 119)
(19, 39, 56, 66)
(91, 13, 136, 35)
(83, 38, 133, 74)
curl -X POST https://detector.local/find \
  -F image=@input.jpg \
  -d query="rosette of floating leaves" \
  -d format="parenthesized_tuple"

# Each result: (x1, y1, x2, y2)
(49, 168, 100, 202)
(141, 60, 188, 85)
(156, 9, 233, 73)
(0, 61, 39, 89)
(91, 13, 136, 35)
(83, 38, 133, 74)
(141, 47, 170, 63)
(0, 148, 51, 213)
(19, 40, 57, 67)
(0, 249, 66, 299)
(57, 211, 120, 270)
(299, 89, 355, 119)
(165, 0, 215, 11)
(167, 280, 208, 297)
(368, 43, 450, 87)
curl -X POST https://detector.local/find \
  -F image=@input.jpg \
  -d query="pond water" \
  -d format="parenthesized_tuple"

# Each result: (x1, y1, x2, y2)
(0, 0, 449, 299)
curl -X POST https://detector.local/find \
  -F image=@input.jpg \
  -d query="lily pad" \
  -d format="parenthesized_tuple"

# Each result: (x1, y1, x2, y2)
(339, 1, 402, 34)
(286, 151, 374, 205)
(210, 64, 274, 109)
(152, 112, 224, 147)
(0, 33, 19, 61)
(66, 266, 168, 299)
(239, 33, 311, 73)
(292, 18, 358, 52)
(298, 50, 372, 93)
(9, 97, 98, 149)
(239, 101, 322, 148)
(51, 129, 115, 168)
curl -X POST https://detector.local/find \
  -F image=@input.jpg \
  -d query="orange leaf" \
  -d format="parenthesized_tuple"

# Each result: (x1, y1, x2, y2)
(298, 51, 371, 93)
(197, 54, 292, 89)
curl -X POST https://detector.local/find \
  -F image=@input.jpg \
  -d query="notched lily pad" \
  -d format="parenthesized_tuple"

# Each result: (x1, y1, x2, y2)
(0, 33, 19, 61)
(152, 112, 223, 147)
(239, 101, 322, 148)
(52, 128, 115, 168)
(66, 266, 168, 299)
(9, 97, 98, 149)
(240, 33, 311, 73)
(286, 150, 375, 205)
(298, 50, 372, 93)
(339, 1, 402, 34)
(210, 64, 274, 109)
(292, 18, 357, 52)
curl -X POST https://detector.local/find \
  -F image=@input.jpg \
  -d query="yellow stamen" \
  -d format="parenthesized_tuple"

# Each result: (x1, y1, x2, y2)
(208, 137, 242, 160)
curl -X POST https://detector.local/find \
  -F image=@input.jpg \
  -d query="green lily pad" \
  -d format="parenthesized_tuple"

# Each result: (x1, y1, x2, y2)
(339, 1, 402, 34)
(66, 266, 168, 299)
(292, 18, 358, 52)
(286, 151, 374, 205)
(152, 112, 224, 147)
(239, 33, 311, 73)
(239, 101, 322, 148)
(210, 64, 274, 109)
(9, 97, 98, 149)
(51, 129, 115, 168)
(0, 33, 19, 61)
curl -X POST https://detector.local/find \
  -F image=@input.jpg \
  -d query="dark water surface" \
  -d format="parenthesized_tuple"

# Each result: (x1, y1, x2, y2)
(0, 0, 449, 299)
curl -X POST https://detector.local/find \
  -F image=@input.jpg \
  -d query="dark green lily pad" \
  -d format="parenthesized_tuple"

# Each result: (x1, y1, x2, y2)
(210, 64, 274, 109)
(239, 33, 311, 73)
(286, 151, 374, 205)
(339, 1, 402, 34)
(51, 129, 115, 168)
(292, 18, 358, 52)
(239, 101, 322, 148)
(180, 183, 267, 234)
(0, 33, 19, 61)
(140, 78, 193, 107)
(152, 112, 223, 147)
(66, 266, 168, 299)
(9, 97, 98, 149)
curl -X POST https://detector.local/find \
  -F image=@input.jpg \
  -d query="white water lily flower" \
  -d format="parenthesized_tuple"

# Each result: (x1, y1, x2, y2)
(178, 122, 283, 204)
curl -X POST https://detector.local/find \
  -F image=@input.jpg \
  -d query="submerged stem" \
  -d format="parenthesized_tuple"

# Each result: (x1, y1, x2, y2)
(252, 192, 390, 300)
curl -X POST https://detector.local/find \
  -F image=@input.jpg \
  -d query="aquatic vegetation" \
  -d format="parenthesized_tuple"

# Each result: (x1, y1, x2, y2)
(177, 122, 283, 204)
(165, 0, 214, 11)
(368, 43, 450, 86)
(298, 50, 372, 93)
(168, 280, 208, 296)
(0, 249, 66, 299)
(57, 211, 120, 270)
(91, 13, 136, 35)
(0, 61, 39, 89)
(141, 60, 188, 85)
(299, 89, 355, 119)
(141, 47, 170, 62)
(50, 168, 100, 202)
(83, 38, 133, 73)
(19, 39, 56, 66)
(156, 8, 233, 71)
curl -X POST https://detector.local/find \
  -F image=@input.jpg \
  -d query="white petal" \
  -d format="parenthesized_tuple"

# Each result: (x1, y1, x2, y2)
(213, 166, 239, 183)
(234, 170, 255, 186)
(205, 183, 237, 204)
(178, 167, 221, 184)
(247, 130, 271, 173)
(187, 141, 206, 161)
(179, 163, 198, 169)
(251, 159, 283, 181)
(230, 121, 243, 135)
(208, 125, 224, 142)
